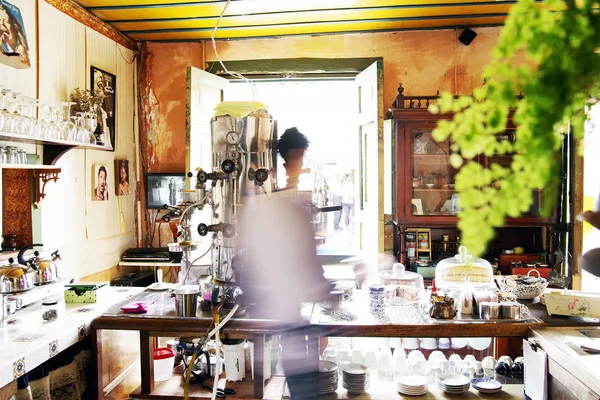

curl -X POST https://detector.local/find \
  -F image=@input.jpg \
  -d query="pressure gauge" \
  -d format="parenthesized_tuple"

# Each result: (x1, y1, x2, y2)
(226, 131, 240, 145)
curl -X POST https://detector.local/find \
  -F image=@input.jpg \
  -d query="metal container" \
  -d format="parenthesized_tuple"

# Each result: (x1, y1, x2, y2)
(174, 288, 199, 317)
(324, 290, 344, 310)
(0, 258, 36, 294)
(500, 302, 522, 319)
(479, 302, 501, 320)
(208, 111, 277, 284)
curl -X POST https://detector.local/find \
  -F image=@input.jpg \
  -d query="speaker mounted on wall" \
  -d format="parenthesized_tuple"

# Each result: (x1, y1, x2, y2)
(458, 28, 477, 46)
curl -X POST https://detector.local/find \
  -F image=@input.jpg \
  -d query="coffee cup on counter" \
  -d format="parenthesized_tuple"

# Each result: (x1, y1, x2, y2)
(324, 290, 344, 310)
(500, 302, 522, 319)
(479, 302, 500, 320)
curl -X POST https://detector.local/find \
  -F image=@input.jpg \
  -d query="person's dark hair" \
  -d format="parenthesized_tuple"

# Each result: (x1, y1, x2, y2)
(278, 127, 309, 161)
(98, 166, 107, 177)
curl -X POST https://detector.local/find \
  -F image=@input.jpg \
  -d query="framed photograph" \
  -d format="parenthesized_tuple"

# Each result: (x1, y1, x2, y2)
(93, 164, 109, 201)
(0, 0, 31, 68)
(90, 66, 116, 151)
(411, 199, 424, 215)
(115, 159, 130, 196)
(145, 173, 185, 209)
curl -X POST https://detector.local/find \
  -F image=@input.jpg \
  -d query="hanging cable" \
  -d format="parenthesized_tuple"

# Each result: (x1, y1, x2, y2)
(211, 0, 257, 100)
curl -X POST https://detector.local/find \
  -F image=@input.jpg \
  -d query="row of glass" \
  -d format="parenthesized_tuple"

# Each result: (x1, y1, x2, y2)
(0, 146, 28, 164)
(0, 88, 100, 145)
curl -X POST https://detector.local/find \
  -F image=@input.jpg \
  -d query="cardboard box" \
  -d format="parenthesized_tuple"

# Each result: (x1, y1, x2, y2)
(64, 288, 98, 303)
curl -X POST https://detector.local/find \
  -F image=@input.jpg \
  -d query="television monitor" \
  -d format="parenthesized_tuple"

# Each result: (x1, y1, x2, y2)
(146, 173, 186, 209)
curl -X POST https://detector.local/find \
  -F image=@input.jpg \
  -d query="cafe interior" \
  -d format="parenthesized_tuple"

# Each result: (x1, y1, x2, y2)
(0, 0, 599, 399)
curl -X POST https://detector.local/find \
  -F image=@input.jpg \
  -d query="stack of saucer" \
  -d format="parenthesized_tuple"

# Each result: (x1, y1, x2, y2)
(318, 360, 339, 395)
(472, 378, 502, 394)
(341, 363, 370, 394)
(396, 375, 429, 396)
(436, 373, 471, 393)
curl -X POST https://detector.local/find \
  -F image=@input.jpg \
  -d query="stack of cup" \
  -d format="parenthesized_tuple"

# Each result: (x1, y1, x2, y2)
(368, 284, 386, 314)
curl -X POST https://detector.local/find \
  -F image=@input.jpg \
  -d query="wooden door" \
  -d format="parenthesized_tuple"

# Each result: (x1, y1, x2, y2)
(186, 67, 228, 180)
(355, 61, 384, 256)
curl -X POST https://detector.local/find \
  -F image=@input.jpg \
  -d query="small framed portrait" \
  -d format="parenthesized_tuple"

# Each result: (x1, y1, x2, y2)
(411, 199, 424, 215)
(115, 159, 130, 196)
(93, 164, 109, 201)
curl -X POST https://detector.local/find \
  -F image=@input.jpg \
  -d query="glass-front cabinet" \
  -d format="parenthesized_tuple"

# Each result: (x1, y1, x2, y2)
(387, 85, 558, 266)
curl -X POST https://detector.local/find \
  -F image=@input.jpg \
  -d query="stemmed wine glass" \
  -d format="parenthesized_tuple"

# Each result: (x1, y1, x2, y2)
(0, 88, 12, 133)
(59, 102, 76, 141)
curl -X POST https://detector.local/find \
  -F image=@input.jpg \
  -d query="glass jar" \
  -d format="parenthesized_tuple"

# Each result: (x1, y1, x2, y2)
(42, 300, 59, 322)
(0, 146, 6, 164)
(17, 150, 27, 164)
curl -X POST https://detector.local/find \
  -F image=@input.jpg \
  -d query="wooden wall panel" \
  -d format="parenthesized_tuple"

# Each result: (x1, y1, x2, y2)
(34, 1, 137, 279)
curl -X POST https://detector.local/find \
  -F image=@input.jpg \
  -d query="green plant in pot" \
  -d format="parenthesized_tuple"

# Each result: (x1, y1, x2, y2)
(429, 0, 600, 258)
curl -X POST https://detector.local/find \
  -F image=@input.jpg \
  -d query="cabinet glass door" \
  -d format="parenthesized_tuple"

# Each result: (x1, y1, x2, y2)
(411, 130, 457, 216)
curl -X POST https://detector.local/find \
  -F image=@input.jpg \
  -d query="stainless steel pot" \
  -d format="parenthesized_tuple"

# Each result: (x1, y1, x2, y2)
(0, 256, 37, 294)
(30, 248, 61, 285)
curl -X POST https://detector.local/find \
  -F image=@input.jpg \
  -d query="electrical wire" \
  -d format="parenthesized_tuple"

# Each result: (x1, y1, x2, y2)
(211, 0, 257, 100)
(181, 245, 212, 284)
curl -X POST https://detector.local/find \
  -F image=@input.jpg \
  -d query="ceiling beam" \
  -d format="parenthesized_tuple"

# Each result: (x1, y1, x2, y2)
(44, 0, 136, 49)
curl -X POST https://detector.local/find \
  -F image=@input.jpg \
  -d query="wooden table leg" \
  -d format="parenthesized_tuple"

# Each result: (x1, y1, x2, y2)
(253, 335, 265, 399)
(140, 331, 155, 394)
(90, 327, 103, 399)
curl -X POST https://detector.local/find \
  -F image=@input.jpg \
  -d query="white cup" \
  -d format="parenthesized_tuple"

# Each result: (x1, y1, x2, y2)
(222, 340, 246, 382)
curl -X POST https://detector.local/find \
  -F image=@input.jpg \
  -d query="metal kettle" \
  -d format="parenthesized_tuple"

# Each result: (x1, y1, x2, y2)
(0, 249, 38, 294)
(20, 244, 60, 285)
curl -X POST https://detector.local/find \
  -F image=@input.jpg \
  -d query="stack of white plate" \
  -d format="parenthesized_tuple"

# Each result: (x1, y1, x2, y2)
(472, 378, 502, 394)
(436, 373, 471, 393)
(318, 360, 339, 395)
(396, 375, 429, 396)
(341, 363, 370, 394)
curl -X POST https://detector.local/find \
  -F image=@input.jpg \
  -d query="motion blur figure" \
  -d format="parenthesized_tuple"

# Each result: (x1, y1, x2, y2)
(239, 127, 332, 399)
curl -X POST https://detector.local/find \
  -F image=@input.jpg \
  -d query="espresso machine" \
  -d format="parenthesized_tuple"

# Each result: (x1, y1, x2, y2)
(189, 108, 277, 301)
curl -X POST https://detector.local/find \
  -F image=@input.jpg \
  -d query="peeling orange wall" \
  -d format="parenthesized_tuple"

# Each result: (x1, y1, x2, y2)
(139, 42, 204, 172)
(139, 27, 503, 172)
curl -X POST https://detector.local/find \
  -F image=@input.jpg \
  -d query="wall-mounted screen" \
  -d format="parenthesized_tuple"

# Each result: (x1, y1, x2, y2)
(146, 173, 186, 209)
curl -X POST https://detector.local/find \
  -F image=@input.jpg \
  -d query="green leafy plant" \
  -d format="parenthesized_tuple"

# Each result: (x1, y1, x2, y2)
(429, 0, 600, 257)
(69, 87, 104, 113)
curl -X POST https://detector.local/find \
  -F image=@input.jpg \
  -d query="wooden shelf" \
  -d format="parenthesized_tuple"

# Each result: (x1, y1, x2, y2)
(413, 188, 456, 192)
(129, 373, 524, 400)
(0, 130, 113, 165)
(130, 375, 285, 400)
(0, 164, 61, 170)
(412, 153, 449, 157)
(0, 130, 112, 150)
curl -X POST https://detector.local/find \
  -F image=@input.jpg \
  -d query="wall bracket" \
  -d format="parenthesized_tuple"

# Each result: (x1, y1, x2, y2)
(32, 169, 61, 208)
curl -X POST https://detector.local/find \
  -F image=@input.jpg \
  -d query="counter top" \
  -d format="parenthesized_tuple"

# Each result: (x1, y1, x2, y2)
(94, 288, 546, 338)
(529, 325, 600, 397)
(0, 285, 142, 388)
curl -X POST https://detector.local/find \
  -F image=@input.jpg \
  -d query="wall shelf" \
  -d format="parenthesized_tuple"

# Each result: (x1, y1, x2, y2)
(0, 164, 62, 170)
(0, 131, 113, 165)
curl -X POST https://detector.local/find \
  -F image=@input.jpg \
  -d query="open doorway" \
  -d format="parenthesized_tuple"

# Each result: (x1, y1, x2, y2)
(224, 80, 360, 254)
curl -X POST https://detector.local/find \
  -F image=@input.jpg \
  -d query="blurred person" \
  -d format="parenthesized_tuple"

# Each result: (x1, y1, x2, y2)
(332, 174, 346, 230)
(169, 178, 177, 205)
(94, 166, 109, 201)
(341, 173, 355, 229)
(240, 127, 332, 400)
(277, 127, 310, 190)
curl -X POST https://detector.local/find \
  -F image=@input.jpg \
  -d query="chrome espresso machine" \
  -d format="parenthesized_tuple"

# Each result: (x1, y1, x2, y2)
(183, 107, 278, 302)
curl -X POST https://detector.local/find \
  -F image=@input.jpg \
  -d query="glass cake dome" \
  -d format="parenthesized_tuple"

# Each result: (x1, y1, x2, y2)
(435, 246, 494, 289)
(379, 263, 424, 304)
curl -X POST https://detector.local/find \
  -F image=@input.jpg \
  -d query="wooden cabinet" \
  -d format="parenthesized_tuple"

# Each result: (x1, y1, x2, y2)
(387, 85, 559, 265)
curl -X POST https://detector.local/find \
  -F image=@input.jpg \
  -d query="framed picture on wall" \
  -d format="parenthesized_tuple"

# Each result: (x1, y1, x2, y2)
(93, 164, 109, 201)
(90, 66, 116, 151)
(115, 159, 130, 196)
(0, 0, 31, 69)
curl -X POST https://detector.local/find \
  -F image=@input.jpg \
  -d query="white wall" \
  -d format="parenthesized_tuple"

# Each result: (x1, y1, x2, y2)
(0, 0, 137, 279)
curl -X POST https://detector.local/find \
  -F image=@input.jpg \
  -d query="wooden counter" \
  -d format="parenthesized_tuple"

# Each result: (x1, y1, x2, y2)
(529, 326, 600, 399)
